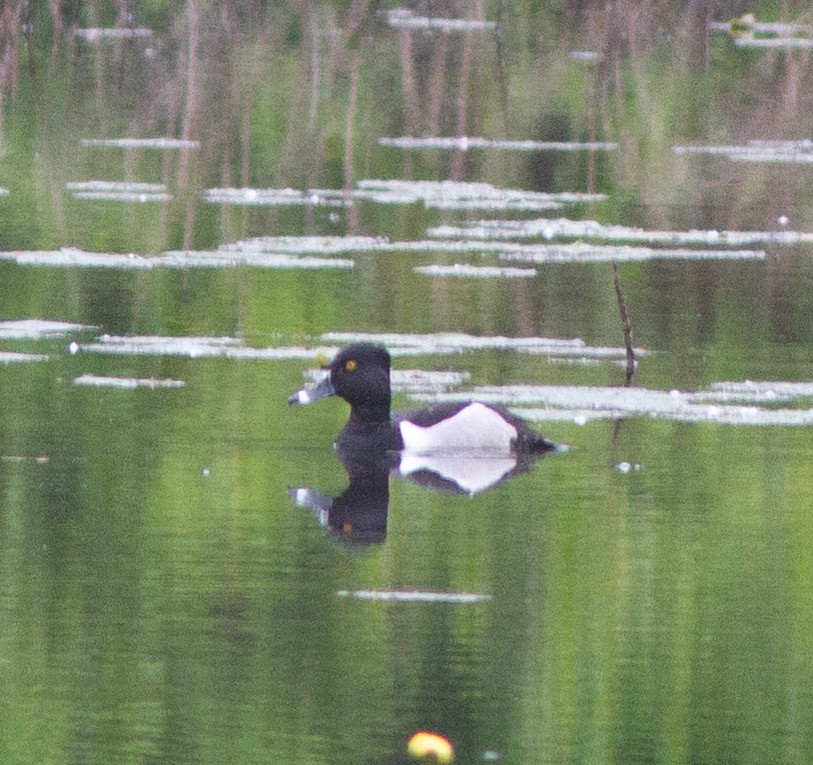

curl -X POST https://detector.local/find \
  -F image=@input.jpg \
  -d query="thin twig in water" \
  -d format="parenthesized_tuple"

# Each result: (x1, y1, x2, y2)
(612, 262, 636, 386)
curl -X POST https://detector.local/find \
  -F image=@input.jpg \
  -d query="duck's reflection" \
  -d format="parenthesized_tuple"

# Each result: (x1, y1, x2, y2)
(289, 445, 548, 545)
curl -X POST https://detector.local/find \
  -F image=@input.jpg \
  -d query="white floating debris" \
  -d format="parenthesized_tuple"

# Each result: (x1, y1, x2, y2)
(380, 136, 618, 152)
(382, 8, 496, 31)
(0, 352, 49, 363)
(0, 188, 9, 197)
(160, 250, 353, 269)
(73, 374, 185, 389)
(429, 217, 813, 246)
(77, 336, 337, 360)
(674, 139, 813, 164)
(710, 19, 813, 36)
(412, 383, 813, 426)
(0, 249, 155, 269)
(570, 50, 600, 61)
(304, 367, 471, 393)
(0, 247, 352, 271)
(499, 242, 765, 263)
(734, 37, 813, 49)
(67, 180, 171, 203)
(220, 235, 387, 255)
(336, 589, 491, 603)
(70, 191, 173, 202)
(203, 187, 311, 206)
(414, 264, 537, 278)
(67, 181, 167, 194)
(350, 179, 605, 211)
(0, 319, 93, 339)
(78, 335, 241, 357)
(81, 137, 199, 149)
(74, 27, 153, 41)
(319, 331, 646, 359)
(205, 180, 604, 212)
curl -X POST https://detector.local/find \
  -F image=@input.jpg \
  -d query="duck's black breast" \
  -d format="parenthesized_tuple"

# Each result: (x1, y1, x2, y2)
(335, 416, 404, 452)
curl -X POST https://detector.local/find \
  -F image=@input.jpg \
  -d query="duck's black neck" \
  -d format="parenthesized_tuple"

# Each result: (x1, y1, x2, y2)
(348, 401, 391, 428)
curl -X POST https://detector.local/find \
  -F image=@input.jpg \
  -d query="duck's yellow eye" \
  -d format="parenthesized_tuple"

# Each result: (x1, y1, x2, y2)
(344, 359, 357, 372)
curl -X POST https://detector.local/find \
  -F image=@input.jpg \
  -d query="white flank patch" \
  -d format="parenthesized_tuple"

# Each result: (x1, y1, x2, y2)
(398, 402, 517, 454)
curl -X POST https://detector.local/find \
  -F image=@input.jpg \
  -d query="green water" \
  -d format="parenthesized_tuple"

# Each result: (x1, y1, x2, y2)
(3, 2, 813, 764)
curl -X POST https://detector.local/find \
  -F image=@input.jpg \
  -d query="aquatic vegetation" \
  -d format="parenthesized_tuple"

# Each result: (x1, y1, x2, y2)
(302, 367, 471, 394)
(569, 51, 600, 61)
(66, 181, 172, 202)
(75, 336, 336, 359)
(202, 188, 315, 206)
(204, 179, 603, 212)
(336, 589, 490, 603)
(81, 138, 200, 149)
(220, 235, 386, 254)
(413, 383, 813, 426)
(349, 179, 606, 210)
(499, 242, 765, 263)
(0, 319, 93, 338)
(0, 352, 50, 363)
(0, 247, 352, 271)
(74, 28, 153, 41)
(159, 251, 353, 269)
(73, 375, 185, 389)
(674, 140, 813, 164)
(319, 331, 646, 360)
(379, 136, 618, 152)
(382, 7, 495, 32)
(413, 264, 537, 278)
(429, 217, 813, 246)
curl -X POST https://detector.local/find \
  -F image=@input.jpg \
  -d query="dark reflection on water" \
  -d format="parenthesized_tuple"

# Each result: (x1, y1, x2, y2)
(290, 443, 554, 545)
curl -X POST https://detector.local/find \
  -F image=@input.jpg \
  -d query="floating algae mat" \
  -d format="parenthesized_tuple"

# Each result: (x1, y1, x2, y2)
(413, 264, 537, 278)
(674, 139, 813, 164)
(336, 589, 491, 603)
(498, 242, 765, 263)
(382, 8, 497, 31)
(318, 331, 647, 360)
(221, 235, 764, 263)
(301, 367, 471, 395)
(74, 336, 338, 360)
(219, 235, 387, 255)
(412, 383, 813, 426)
(66, 181, 172, 202)
(204, 179, 605, 212)
(342, 179, 606, 210)
(0, 247, 353, 271)
(73, 375, 186, 389)
(81, 137, 199, 149)
(0, 320, 94, 339)
(379, 136, 619, 152)
(159, 251, 353, 269)
(429, 217, 813, 246)
(73, 331, 643, 365)
(0, 352, 50, 363)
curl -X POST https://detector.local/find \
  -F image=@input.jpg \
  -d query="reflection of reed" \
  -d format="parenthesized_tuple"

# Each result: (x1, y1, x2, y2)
(0, 1, 23, 155)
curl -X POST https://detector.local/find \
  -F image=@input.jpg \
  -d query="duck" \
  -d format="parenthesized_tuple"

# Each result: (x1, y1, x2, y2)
(288, 342, 558, 455)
